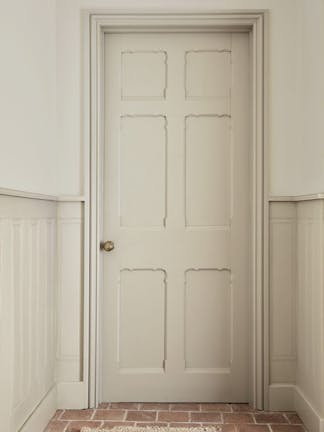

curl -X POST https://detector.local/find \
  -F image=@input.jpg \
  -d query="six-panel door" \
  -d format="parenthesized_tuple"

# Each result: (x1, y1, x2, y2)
(102, 32, 251, 402)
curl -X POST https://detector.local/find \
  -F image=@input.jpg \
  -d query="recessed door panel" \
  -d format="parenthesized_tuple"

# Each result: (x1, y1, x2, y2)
(118, 269, 166, 370)
(184, 269, 231, 370)
(120, 115, 167, 227)
(185, 115, 231, 227)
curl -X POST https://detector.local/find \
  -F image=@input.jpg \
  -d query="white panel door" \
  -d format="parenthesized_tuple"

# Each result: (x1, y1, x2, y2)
(102, 32, 250, 402)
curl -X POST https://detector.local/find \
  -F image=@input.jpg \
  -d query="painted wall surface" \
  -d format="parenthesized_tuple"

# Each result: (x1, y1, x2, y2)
(0, 0, 57, 195)
(294, 0, 324, 196)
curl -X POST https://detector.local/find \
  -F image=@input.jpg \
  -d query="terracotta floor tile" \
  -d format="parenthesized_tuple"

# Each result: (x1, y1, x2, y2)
(285, 414, 303, 425)
(237, 425, 270, 432)
(66, 420, 102, 432)
(110, 402, 139, 409)
(102, 421, 135, 428)
(255, 414, 288, 424)
(126, 410, 157, 421)
(191, 412, 222, 423)
(140, 403, 170, 410)
(158, 411, 190, 422)
(170, 403, 200, 411)
(270, 425, 305, 432)
(232, 404, 257, 412)
(44, 405, 306, 432)
(50, 410, 64, 421)
(45, 420, 69, 432)
(60, 410, 94, 420)
(201, 404, 233, 412)
(93, 409, 126, 420)
(224, 413, 254, 423)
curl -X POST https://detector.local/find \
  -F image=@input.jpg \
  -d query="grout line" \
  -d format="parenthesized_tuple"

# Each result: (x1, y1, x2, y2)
(90, 409, 96, 420)
(124, 409, 128, 421)
(57, 409, 64, 420)
(283, 413, 290, 423)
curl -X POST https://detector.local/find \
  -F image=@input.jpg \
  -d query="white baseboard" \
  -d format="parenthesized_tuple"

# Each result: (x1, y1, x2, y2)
(17, 382, 87, 431)
(294, 386, 324, 432)
(57, 382, 87, 409)
(20, 386, 57, 432)
(268, 384, 295, 411)
(268, 384, 324, 432)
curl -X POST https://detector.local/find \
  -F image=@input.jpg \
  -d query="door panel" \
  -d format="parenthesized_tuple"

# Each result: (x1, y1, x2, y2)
(119, 269, 166, 371)
(120, 115, 167, 227)
(102, 32, 250, 402)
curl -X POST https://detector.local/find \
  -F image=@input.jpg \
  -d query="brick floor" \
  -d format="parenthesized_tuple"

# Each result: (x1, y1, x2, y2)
(44, 404, 306, 432)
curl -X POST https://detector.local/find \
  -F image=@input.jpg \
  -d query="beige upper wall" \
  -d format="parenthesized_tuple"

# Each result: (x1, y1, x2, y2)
(0, 0, 323, 196)
(295, 0, 324, 196)
(0, 0, 57, 195)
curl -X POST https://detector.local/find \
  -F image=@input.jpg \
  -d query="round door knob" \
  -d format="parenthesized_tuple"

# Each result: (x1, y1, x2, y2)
(101, 240, 115, 252)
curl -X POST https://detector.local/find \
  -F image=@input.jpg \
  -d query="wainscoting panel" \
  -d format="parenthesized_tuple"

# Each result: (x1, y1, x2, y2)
(269, 203, 297, 385)
(2, 191, 324, 432)
(269, 198, 324, 432)
(56, 201, 87, 408)
(56, 202, 83, 382)
(296, 201, 324, 419)
(0, 196, 57, 432)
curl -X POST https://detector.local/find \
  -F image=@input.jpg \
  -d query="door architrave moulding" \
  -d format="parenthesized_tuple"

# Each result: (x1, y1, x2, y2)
(82, 10, 269, 410)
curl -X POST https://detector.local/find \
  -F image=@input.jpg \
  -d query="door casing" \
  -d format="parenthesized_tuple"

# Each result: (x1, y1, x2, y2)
(82, 10, 269, 410)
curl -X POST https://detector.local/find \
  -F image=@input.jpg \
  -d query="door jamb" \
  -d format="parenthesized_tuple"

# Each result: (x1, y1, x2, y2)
(83, 10, 269, 410)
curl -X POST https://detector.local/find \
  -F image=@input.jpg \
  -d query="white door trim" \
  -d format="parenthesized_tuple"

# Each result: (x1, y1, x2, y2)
(83, 10, 269, 410)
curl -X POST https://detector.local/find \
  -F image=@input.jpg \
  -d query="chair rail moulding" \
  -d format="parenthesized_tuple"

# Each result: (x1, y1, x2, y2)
(0, 187, 85, 202)
(84, 9, 268, 410)
(269, 194, 324, 202)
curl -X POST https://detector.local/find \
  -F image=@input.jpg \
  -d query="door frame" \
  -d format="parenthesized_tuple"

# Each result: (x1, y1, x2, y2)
(83, 10, 269, 410)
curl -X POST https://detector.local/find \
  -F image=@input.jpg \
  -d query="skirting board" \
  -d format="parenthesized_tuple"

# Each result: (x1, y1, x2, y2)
(20, 386, 56, 432)
(269, 385, 324, 432)
(294, 386, 324, 432)
(268, 384, 295, 411)
(57, 382, 88, 409)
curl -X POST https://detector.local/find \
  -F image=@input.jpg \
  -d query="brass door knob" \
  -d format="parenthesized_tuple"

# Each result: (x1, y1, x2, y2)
(101, 240, 115, 252)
